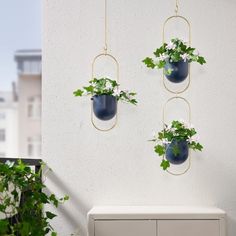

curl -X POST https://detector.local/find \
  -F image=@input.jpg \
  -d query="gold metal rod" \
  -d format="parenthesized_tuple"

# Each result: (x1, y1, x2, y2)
(175, 0, 179, 15)
(162, 96, 191, 124)
(104, 0, 108, 53)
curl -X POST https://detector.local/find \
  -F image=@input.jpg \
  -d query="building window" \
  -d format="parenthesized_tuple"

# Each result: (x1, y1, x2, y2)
(22, 60, 41, 75)
(27, 136, 41, 157)
(28, 96, 41, 119)
(0, 97, 5, 102)
(0, 129, 6, 142)
(0, 112, 5, 119)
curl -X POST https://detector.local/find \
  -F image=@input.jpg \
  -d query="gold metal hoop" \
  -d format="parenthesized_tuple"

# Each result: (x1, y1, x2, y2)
(162, 96, 192, 175)
(91, 53, 120, 131)
(162, 15, 191, 94)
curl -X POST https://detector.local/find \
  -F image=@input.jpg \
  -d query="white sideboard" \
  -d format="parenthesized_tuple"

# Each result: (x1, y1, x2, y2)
(87, 206, 226, 236)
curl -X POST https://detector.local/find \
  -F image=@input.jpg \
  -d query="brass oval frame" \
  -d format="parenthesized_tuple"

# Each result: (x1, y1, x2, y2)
(162, 15, 191, 94)
(91, 53, 119, 132)
(162, 96, 192, 176)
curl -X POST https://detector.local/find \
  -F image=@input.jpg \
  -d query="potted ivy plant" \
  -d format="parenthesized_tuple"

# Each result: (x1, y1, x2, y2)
(150, 120, 203, 170)
(0, 160, 69, 236)
(73, 77, 137, 121)
(143, 38, 206, 83)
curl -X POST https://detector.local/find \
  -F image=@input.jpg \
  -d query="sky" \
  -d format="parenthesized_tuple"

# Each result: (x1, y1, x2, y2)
(0, 0, 41, 91)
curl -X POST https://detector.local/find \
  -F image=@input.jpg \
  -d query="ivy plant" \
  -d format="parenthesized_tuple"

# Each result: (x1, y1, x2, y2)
(73, 77, 137, 105)
(143, 38, 206, 74)
(150, 120, 203, 170)
(0, 160, 69, 236)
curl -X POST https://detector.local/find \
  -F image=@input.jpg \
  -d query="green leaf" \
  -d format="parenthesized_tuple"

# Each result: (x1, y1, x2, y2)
(194, 142, 203, 151)
(153, 44, 167, 57)
(154, 145, 165, 156)
(0, 220, 9, 234)
(51, 232, 57, 236)
(20, 222, 31, 236)
(197, 56, 206, 65)
(157, 60, 165, 69)
(73, 89, 83, 96)
(46, 211, 57, 219)
(160, 159, 170, 170)
(142, 57, 155, 69)
(83, 85, 93, 93)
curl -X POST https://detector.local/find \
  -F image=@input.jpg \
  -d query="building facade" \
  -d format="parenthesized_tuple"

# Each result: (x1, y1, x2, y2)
(15, 49, 42, 158)
(0, 90, 18, 157)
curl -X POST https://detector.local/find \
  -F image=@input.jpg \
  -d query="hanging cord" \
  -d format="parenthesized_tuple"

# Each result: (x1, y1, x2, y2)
(104, 0, 108, 54)
(175, 0, 179, 15)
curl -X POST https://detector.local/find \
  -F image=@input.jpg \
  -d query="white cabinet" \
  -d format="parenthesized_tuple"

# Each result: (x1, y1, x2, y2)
(158, 220, 220, 236)
(95, 220, 156, 236)
(87, 206, 226, 236)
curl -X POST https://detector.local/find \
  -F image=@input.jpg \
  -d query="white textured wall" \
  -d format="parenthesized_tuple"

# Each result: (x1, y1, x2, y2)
(43, 0, 236, 235)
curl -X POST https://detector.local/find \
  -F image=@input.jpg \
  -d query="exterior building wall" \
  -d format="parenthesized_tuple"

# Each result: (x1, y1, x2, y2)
(18, 74, 41, 157)
(15, 50, 42, 158)
(0, 92, 18, 157)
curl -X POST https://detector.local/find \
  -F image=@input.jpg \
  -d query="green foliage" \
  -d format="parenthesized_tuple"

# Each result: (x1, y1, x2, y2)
(73, 77, 137, 105)
(143, 38, 206, 72)
(0, 160, 69, 236)
(142, 57, 155, 68)
(154, 145, 165, 156)
(151, 120, 203, 170)
(160, 160, 170, 170)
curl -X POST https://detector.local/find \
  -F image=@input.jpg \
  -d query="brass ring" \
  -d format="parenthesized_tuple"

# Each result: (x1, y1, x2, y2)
(162, 96, 192, 175)
(91, 53, 119, 131)
(162, 15, 191, 94)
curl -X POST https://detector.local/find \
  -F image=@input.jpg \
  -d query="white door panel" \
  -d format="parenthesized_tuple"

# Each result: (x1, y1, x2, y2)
(95, 220, 156, 236)
(158, 220, 220, 236)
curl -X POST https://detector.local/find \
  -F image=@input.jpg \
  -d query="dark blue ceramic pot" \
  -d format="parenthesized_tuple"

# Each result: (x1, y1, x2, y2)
(165, 140, 189, 165)
(92, 95, 117, 121)
(164, 60, 189, 83)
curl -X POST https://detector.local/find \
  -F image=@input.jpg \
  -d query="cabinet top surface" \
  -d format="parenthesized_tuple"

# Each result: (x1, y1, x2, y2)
(88, 206, 226, 220)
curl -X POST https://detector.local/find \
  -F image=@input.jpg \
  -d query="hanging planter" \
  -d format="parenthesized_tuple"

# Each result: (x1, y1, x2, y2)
(92, 94, 117, 121)
(150, 120, 203, 170)
(165, 139, 189, 164)
(142, 38, 206, 83)
(74, 77, 137, 121)
(164, 59, 189, 83)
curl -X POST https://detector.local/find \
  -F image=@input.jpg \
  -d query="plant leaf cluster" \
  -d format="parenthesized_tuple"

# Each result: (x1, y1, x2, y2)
(73, 77, 137, 105)
(143, 38, 206, 71)
(0, 160, 69, 236)
(151, 120, 203, 170)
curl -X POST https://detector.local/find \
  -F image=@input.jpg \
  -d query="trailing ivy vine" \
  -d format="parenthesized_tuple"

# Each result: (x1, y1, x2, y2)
(0, 160, 69, 236)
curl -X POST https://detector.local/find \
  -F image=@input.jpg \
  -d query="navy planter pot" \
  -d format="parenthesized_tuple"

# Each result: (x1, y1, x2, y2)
(164, 60, 189, 83)
(166, 140, 189, 165)
(92, 95, 117, 121)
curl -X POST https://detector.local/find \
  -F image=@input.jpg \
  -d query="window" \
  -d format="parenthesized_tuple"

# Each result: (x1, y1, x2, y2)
(0, 129, 6, 142)
(0, 97, 5, 102)
(28, 96, 41, 119)
(27, 136, 41, 157)
(22, 59, 41, 75)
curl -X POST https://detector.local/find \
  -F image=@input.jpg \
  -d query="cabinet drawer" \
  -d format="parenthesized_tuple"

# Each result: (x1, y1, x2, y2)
(95, 220, 156, 236)
(158, 220, 220, 236)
